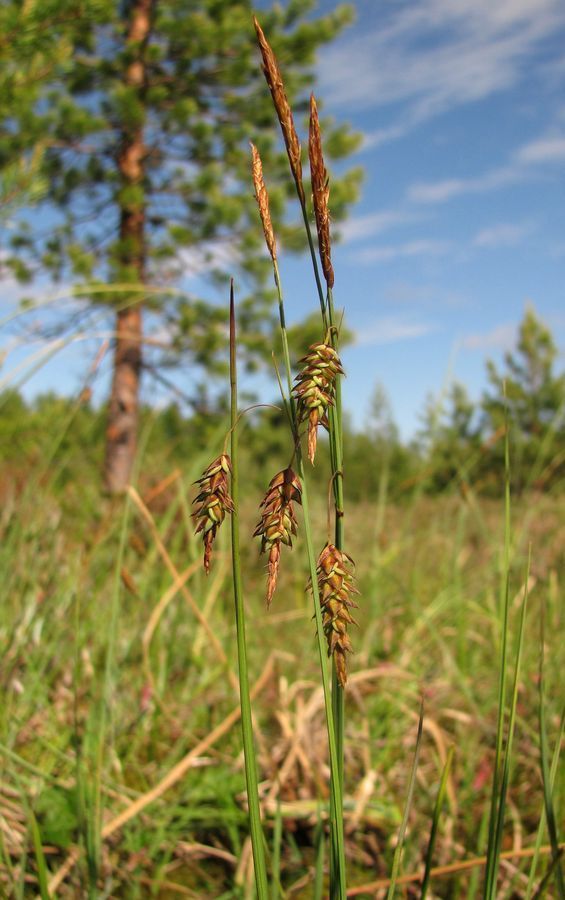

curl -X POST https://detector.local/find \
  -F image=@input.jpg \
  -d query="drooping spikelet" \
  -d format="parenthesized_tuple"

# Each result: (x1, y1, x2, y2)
(315, 543, 358, 688)
(192, 454, 234, 575)
(293, 342, 344, 464)
(309, 94, 334, 289)
(254, 467, 302, 607)
(251, 142, 277, 263)
(253, 16, 305, 204)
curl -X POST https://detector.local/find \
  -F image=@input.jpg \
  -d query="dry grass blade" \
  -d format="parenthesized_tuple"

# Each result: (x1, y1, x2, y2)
(386, 701, 424, 899)
(346, 843, 565, 896)
(127, 485, 239, 694)
(141, 559, 200, 703)
(47, 654, 278, 893)
(309, 94, 333, 289)
(253, 16, 304, 203)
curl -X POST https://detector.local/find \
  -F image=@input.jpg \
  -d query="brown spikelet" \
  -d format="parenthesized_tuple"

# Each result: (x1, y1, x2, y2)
(314, 543, 358, 688)
(253, 16, 305, 204)
(309, 94, 334, 289)
(254, 467, 302, 607)
(192, 454, 234, 575)
(251, 143, 277, 263)
(293, 342, 345, 463)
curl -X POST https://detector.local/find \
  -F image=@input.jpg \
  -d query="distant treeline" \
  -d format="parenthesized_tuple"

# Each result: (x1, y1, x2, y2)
(1, 309, 563, 499)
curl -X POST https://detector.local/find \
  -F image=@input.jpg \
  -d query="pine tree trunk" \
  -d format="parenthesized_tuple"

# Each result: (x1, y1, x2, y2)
(104, 0, 153, 493)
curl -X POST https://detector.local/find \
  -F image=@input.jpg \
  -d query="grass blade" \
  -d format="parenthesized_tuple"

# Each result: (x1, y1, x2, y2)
(483, 399, 512, 899)
(525, 709, 565, 897)
(488, 548, 531, 896)
(532, 849, 565, 899)
(29, 809, 51, 900)
(421, 745, 454, 899)
(538, 609, 565, 899)
(386, 700, 424, 900)
(270, 798, 283, 900)
(314, 810, 326, 900)
(229, 282, 269, 898)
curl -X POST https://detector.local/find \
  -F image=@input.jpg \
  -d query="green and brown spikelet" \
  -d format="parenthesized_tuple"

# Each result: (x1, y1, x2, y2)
(254, 467, 302, 607)
(315, 543, 358, 688)
(309, 94, 334, 289)
(293, 342, 344, 463)
(192, 454, 234, 575)
(253, 16, 304, 204)
(250, 142, 277, 263)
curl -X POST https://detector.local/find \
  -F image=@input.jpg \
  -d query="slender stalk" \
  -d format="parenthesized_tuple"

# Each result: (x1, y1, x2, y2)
(525, 709, 565, 897)
(271, 798, 283, 900)
(421, 746, 455, 899)
(326, 288, 346, 898)
(484, 399, 512, 898)
(271, 262, 347, 897)
(229, 282, 269, 898)
(386, 702, 425, 899)
(298, 196, 347, 900)
(489, 549, 531, 892)
(538, 612, 565, 898)
(298, 199, 327, 326)
(297, 454, 347, 899)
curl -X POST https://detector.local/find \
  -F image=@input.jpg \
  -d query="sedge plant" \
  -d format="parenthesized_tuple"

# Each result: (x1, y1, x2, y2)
(190, 24, 353, 894)
(251, 21, 352, 896)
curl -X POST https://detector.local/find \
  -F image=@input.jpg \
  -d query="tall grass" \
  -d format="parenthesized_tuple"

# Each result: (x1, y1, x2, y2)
(0, 18, 564, 900)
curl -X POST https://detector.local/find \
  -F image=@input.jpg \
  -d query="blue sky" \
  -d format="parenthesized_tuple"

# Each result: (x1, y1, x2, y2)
(312, 0, 565, 435)
(2, 0, 565, 438)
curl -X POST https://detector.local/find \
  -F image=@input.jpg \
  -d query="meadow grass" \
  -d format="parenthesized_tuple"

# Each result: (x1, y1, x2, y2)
(0, 448, 563, 896)
(1, 18, 564, 900)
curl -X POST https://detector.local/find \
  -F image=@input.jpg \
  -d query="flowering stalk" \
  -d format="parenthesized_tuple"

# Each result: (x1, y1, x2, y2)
(250, 42, 349, 892)
(229, 282, 268, 898)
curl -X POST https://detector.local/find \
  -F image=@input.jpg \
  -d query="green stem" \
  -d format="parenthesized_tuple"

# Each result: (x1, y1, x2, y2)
(271, 263, 346, 898)
(326, 285, 346, 898)
(484, 398, 512, 898)
(293, 190, 348, 898)
(296, 453, 347, 900)
(298, 199, 327, 327)
(229, 282, 269, 898)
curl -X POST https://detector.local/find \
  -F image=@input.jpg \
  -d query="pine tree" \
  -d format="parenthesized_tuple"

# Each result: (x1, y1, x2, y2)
(482, 307, 565, 489)
(0, 1, 78, 214)
(1, 0, 361, 491)
(421, 382, 480, 491)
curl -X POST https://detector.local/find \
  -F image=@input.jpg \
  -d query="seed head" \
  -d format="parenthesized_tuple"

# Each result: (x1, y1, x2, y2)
(293, 342, 344, 463)
(314, 543, 358, 687)
(254, 467, 302, 607)
(309, 94, 334, 289)
(251, 143, 277, 263)
(253, 16, 304, 204)
(192, 454, 234, 575)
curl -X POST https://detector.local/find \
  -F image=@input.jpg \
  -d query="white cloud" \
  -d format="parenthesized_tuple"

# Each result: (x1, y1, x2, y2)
(408, 165, 520, 204)
(407, 127, 565, 205)
(319, 0, 565, 142)
(515, 135, 565, 163)
(473, 221, 537, 247)
(354, 314, 437, 347)
(352, 239, 450, 264)
(460, 323, 516, 350)
(177, 241, 240, 279)
(338, 210, 418, 244)
(360, 123, 413, 151)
